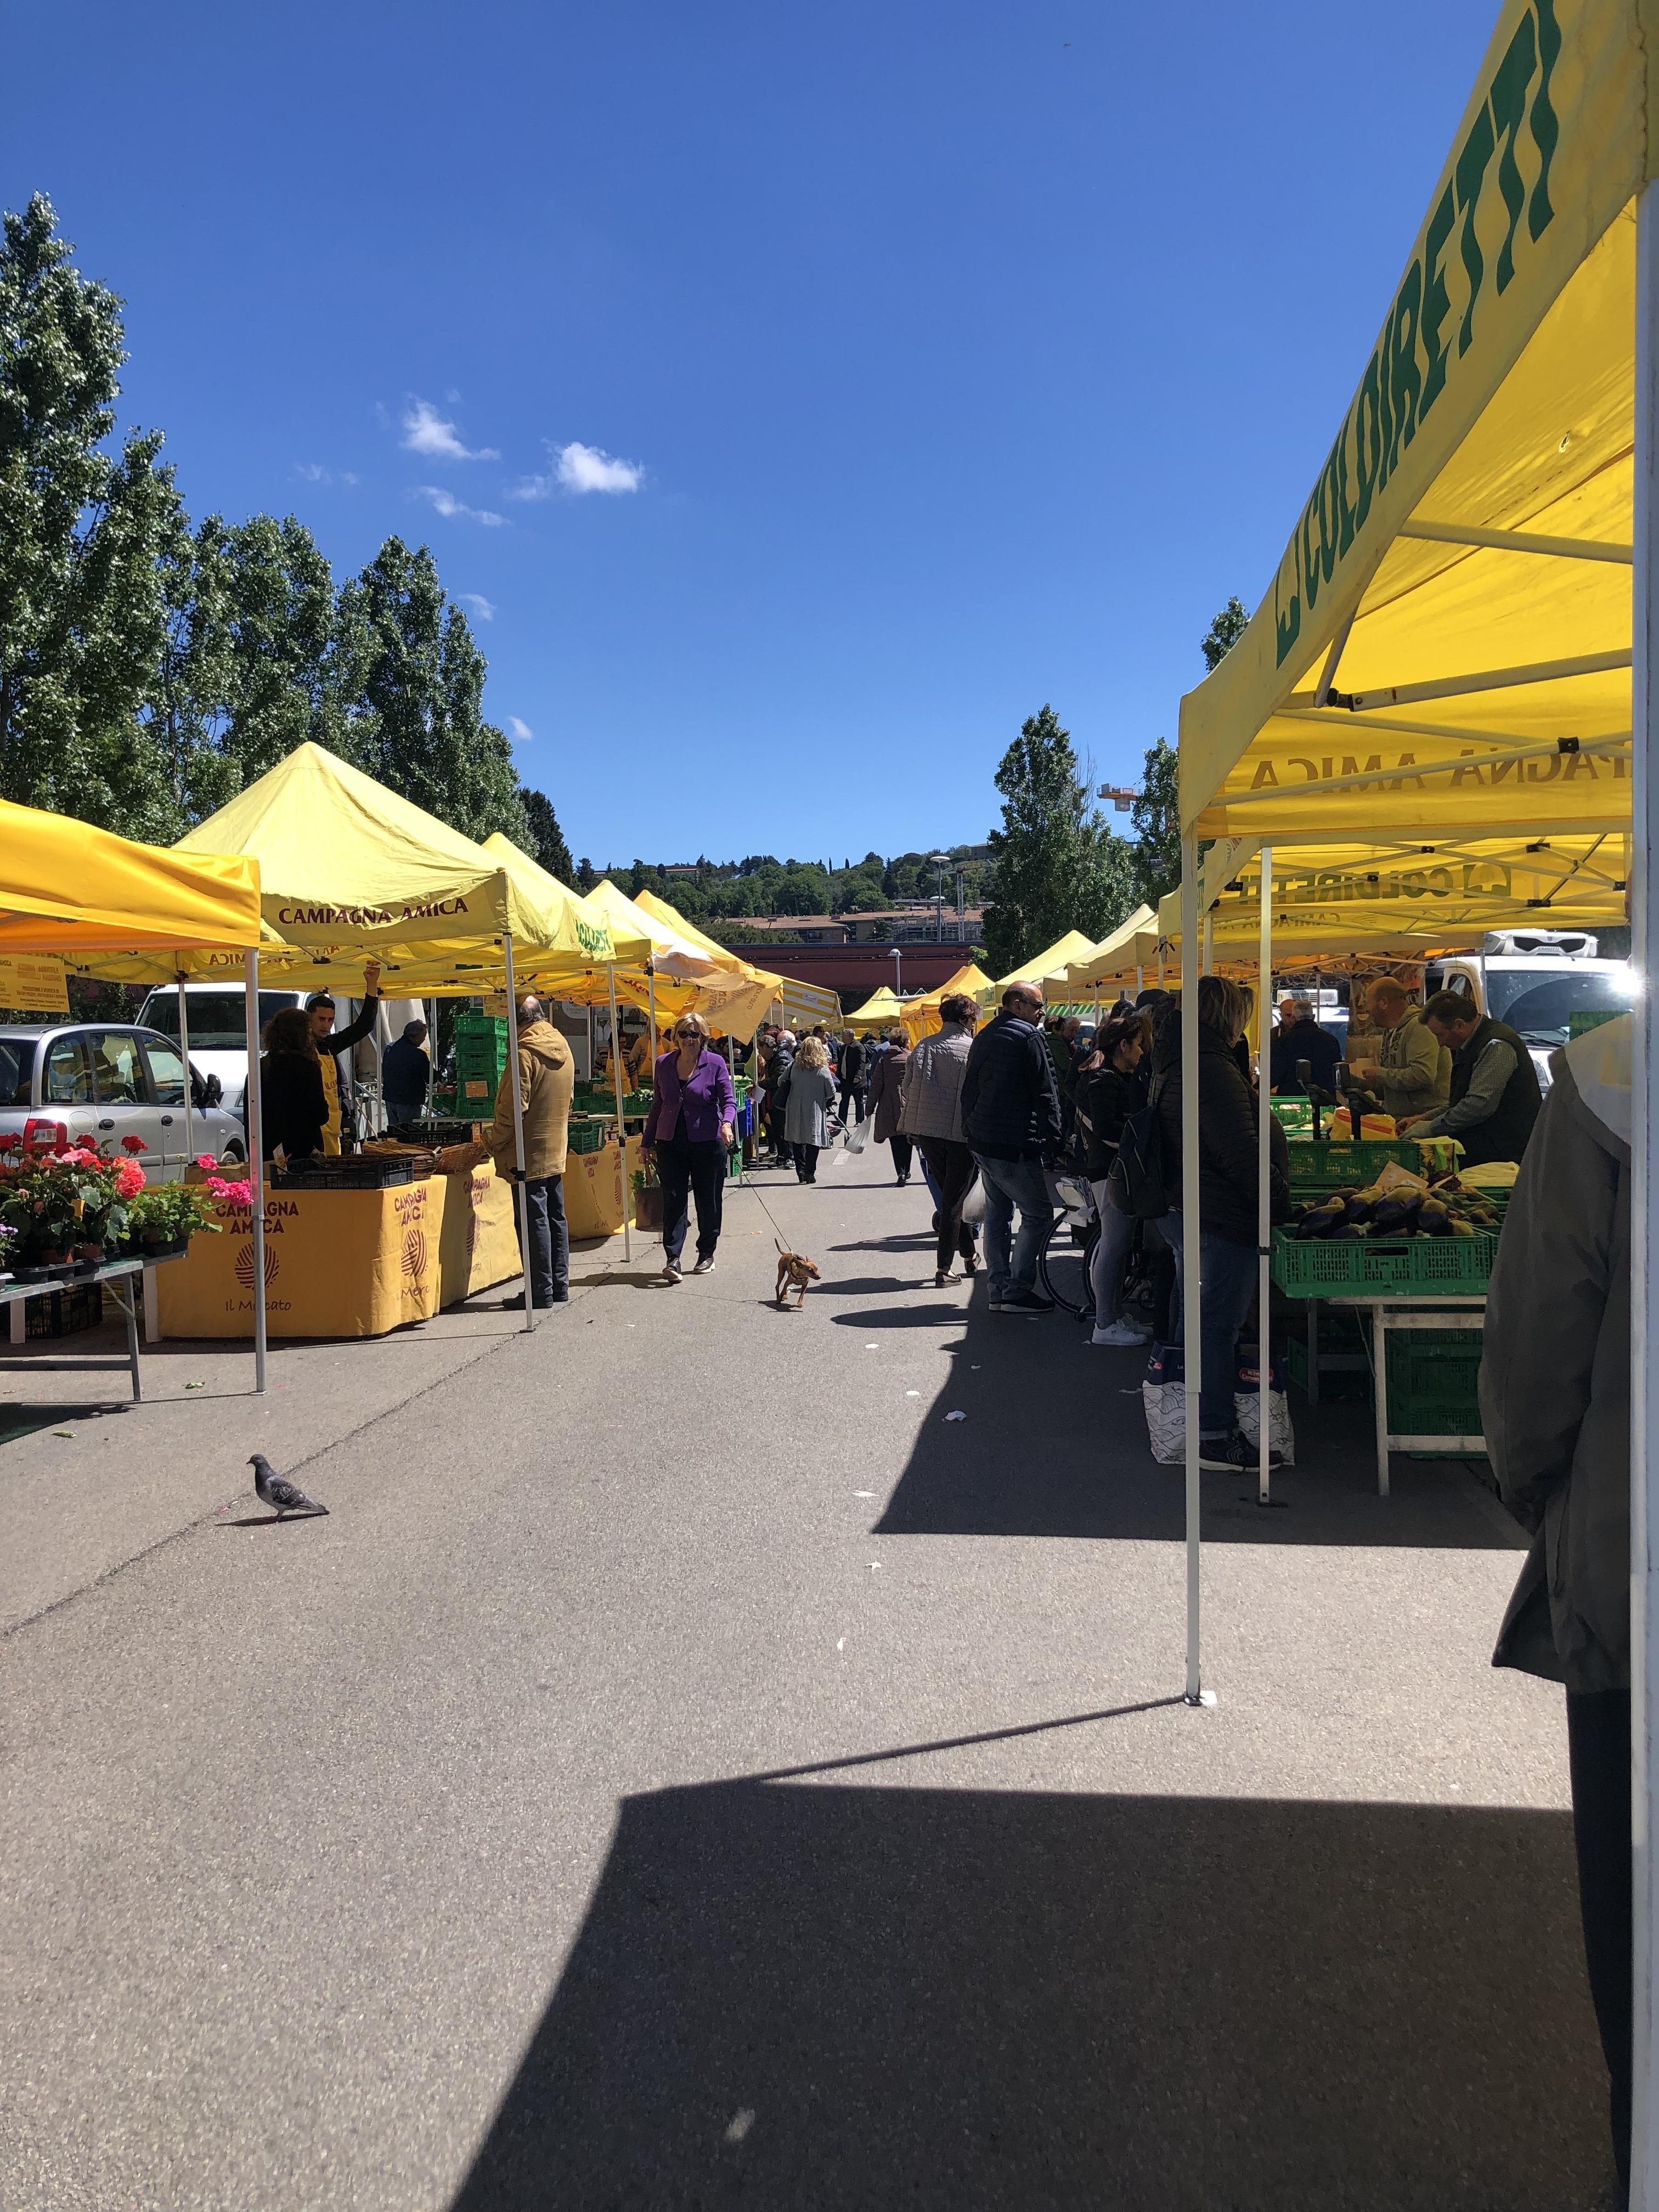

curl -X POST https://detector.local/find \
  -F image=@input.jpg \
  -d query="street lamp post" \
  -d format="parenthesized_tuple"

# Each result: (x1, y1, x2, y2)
(891, 945, 903, 998)
(929, 853, 950, 943)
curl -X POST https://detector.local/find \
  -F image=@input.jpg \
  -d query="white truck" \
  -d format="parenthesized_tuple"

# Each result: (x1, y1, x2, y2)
(135, 983, 429, 1121)
(1424, 929, 1634, 1090)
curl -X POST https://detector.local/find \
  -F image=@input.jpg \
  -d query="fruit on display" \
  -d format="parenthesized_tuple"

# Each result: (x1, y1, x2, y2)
(1288, 1173, 1504, 1242)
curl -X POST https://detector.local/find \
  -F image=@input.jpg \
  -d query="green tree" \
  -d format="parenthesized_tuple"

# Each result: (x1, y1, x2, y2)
(1200, 594, 1250, 672)
(575, 856, 597, 892)
(1128, 735, 1180, 912)
(981, 704, 1133, 972)
(520, 789, 574, 882)
(0, 194, 188, 837)
(336, 537, 526, 843)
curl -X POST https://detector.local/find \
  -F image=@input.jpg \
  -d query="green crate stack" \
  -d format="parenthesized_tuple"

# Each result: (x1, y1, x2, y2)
(1285, 1312, 1370, 1401)
(1271, 1226, 1498, 1300)
(567, 1117, 614, 1155)
(1269, 1098, 1314, 1131)
(1385, 1328, 1485, 1446)
(453, 1013, 509, 1109)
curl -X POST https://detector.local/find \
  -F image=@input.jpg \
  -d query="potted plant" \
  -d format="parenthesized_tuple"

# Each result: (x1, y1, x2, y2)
(0, 1133, 144, 1273)
(125, 1168, 251, 1257)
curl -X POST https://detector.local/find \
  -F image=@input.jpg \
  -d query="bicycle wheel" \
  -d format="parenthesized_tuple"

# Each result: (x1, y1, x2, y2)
(1039, 1214, 1098, 1319)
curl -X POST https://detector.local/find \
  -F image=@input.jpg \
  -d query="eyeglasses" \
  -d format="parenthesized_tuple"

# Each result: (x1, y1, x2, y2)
(674, 1028, 699, 1040)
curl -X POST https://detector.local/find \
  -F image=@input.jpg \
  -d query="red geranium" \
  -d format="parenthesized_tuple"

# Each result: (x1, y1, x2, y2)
(120, 1135, 146, 1154)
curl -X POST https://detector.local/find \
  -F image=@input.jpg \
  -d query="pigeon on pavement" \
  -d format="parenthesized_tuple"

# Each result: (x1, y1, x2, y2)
(250, 1453, 329, 1519)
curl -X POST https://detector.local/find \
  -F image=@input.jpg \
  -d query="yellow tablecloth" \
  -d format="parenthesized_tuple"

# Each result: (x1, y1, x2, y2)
(156, 1163, 521, 1340)
(563, 1135, 642, 1241)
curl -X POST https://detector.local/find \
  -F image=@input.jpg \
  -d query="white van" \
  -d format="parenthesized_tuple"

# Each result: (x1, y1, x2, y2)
(136, 984, 310, 1118)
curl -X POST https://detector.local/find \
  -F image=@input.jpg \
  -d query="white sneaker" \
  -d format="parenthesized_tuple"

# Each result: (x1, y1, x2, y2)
(1090, 1319, 1147, 1347)
(691, 1255, 715, 1275)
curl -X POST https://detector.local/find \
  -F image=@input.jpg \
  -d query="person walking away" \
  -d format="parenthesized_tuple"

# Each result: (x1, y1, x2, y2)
(961, 983, 1062, 1317)
(1480, 1013, 1631, 2199)
(764, 1029, 796, 1164)
(258, 1009, 328, 1163)
(783, 1035, 838, 1183)
(898, 993, 981, 1287)
(837, 1029, 868, 1127)
(1397, 989, 1543, 1166)
(1075, 1010, 1153, 1346)
(1268, 994, 1341, 1096)
(1154, 976, 1289, 1466)
(867, 1029, 914, 1182)
(382, 1019, 431, 1126)
(1345, 978, 1449, 1122)
(306, 962, 383, 1152)
(641, 1011, 736, 1283)
(488, 994, 574, 1309)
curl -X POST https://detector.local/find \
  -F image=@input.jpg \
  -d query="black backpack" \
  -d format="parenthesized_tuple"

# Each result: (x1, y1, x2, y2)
(1106, 1070, 1171, 1221)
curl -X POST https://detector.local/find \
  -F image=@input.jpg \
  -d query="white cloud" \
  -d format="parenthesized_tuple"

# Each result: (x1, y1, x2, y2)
(400, 397, 499, 462)
(413, 486, 506, 527)
(458, 592, 495, 622)
(509, 438, 645, 499)
(507, 716, 533, 742)
(341, 471, 360, 487)
(295, 461, 331, 483)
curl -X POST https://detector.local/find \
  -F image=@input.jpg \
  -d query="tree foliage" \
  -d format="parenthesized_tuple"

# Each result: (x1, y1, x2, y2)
(0, 194, 554, 857)
(980, 704, 1134, 973)
(520, 789, 574, 882)
(1200, 594, 1250, 672)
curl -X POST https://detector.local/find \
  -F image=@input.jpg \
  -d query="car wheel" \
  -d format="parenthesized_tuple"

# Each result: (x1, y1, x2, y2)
(221, 1142, 246, 1164)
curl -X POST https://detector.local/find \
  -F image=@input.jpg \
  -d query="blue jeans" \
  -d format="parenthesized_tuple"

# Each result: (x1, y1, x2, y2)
(1158, 1214, 1256, 1437)
(973, 1152, 1053, 1301)
(512, 1175, 569, 1306)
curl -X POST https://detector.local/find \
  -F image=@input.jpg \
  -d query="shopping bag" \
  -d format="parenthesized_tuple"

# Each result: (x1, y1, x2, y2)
(960, 1172, 986, 1227)
(1233, 1340, 1296, 1466)
(1142, 1341, 1186, 1465)
(845, 1117, 869, 1154)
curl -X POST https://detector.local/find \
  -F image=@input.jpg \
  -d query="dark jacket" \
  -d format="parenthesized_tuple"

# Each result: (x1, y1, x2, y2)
(838, 1037, 867, 1085)
(381, 1034, 430, 1108)
(961, 1013, 1063, 1160)
(1269, 1017, 1342, 1096)
(260, 1050, 328, 1161)
(1445, 1013, 1542, 1166)
(764, 1045, 794, 1101)
(1074, 1062, 1138, 1183)
(1485, 1019, 1630, 1692)
(867, 1046, 911, 1144)
(1154, 1013, 1289, 1248)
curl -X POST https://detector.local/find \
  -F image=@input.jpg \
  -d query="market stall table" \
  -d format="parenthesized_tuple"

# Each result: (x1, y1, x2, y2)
(1, 1255, 182, 1402)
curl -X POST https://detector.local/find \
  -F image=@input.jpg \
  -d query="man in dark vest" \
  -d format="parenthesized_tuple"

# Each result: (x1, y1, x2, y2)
(1398, 989, 1542, 1165)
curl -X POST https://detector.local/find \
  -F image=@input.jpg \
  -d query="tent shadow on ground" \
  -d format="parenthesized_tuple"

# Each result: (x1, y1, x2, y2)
(868, 1291, 1524, 1551)
(447, 1776, 1610, 2212)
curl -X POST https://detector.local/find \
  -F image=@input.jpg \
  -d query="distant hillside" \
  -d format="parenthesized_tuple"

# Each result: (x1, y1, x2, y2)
(578, 847, 992, 925)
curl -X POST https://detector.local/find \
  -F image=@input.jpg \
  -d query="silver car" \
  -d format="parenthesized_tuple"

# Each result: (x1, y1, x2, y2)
(0, 1024, 248, 1179)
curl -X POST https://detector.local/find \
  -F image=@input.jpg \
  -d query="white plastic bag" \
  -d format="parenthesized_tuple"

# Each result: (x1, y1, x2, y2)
(1233, 1343, 1296, 1466)
(1142, 1342, 1186, 1465)
(845, 1117, 870, 1154)
(960, 1172, 986, 1226)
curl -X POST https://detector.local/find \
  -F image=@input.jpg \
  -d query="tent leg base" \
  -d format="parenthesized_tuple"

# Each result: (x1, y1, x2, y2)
(1183, 1689, 1218, 1709)
(1252, 1495, 1290, 1510)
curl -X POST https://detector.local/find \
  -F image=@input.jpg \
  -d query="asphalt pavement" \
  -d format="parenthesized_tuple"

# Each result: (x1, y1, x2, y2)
(0, 1139, 1613, 2209)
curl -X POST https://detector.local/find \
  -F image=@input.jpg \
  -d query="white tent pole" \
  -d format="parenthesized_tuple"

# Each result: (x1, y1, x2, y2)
(242, 952, 267, 1395)
(1136, 963, 1144, 996)
(1630, 172, 1658, 2212)
(1201, 911, 1214, 978)
(177, 976, 195, 1163)
(503, 934, 535, 1334)
(607, 963, 632, 1261)
(1257, 844, 1273, 1509)
(1157, 947, 1165, 989)
(1181, 838, 1205, 1706)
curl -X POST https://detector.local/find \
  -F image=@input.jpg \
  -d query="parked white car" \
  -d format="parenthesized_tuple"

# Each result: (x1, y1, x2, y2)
(0, 1023, 249, 1177)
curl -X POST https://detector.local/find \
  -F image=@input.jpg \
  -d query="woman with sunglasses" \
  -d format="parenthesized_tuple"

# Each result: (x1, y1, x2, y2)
(640, 1010, 737, 1283)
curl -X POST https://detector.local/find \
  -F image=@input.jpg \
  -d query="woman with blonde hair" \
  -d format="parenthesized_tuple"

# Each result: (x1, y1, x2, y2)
(782, 1034, 839, 1184)
(640, 1008, 736, 1281)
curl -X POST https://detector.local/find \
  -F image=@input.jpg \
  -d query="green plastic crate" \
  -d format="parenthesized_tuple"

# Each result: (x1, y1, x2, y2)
(1386, 1330, 1486, 1448)
(1271, 1226, 1498, 1300)
(1269, 1098, 1313, 1130)
(1285, 1331, 1369, 1401)
(1284, 1138, 1425, 1190)
(454, 1012, 509, 1047)
(566, 1117, 614, 1154)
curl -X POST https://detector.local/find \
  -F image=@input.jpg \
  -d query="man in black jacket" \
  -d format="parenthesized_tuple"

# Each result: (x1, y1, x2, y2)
(836, 1030, 868, 1127)
(1401, 991, 1542, 1166)
(305, 961, 382, 1154)
(961, 982, 1062, 1316)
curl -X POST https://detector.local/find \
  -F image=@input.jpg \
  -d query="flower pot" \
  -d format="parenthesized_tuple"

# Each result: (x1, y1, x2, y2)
(139, 1235, 190, 1261)
(75, 1241, 105, 1268)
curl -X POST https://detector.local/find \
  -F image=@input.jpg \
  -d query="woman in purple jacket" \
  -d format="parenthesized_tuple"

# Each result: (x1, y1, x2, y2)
(641, 1011, 737, 1283)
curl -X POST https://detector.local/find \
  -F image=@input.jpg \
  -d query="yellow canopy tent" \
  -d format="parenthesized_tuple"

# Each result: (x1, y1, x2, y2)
(633, 890, 842, 1031)
(0, 799, 273, 1389)
(1047, 907, 1160, 1004)
(844, 986, 907, 1032)
(579, 881, 779, 1045)
(1165, 15, 1659, 2135)
(901, 962, 994, 1043)
(979, 930, 1098, 1009)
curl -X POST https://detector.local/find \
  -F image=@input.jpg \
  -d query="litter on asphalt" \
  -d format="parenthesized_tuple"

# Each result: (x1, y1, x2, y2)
(944, 1410, 967, 1422)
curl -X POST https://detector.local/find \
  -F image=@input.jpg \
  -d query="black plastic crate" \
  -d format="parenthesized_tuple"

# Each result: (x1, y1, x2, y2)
(386, 1118, 478, 1146)
(24, 1283, 104, 1338)
(272, 1155, 417, 1190)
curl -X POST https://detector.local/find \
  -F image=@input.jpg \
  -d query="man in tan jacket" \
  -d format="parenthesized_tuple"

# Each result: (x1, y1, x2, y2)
(488, 995, 574, 1307)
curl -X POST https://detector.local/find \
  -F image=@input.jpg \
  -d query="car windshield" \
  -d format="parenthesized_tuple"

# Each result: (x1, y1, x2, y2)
(0, 1037, 36, 1107)
(1483, 966, 1636, 1047)
(142, 991, 294, 1049)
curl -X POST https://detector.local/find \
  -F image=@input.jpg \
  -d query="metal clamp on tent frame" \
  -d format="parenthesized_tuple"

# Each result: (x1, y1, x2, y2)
(1305, 647, 1631, 715)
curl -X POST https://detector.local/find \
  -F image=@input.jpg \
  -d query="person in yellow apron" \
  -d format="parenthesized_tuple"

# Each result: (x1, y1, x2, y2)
(305, 962, 382, 1154)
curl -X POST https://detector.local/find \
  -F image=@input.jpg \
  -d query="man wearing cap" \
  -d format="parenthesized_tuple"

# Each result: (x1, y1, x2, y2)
(306, 961, 383, 1153)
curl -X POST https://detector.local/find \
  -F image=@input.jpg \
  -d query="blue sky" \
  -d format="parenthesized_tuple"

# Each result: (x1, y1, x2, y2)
(5, 1, 1494, 868)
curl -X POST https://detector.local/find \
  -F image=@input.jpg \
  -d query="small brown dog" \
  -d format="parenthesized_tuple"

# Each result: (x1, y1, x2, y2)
(775, 1239, 820, 1311)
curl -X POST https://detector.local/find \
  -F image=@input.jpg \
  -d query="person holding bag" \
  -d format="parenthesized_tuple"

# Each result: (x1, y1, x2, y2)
(641, 1012, 736, 1281)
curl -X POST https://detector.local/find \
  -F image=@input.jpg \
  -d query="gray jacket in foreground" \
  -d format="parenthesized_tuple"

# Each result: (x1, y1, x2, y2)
(1483, 1015, 1630, 1693)
(898, 1022, 973, 1142)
